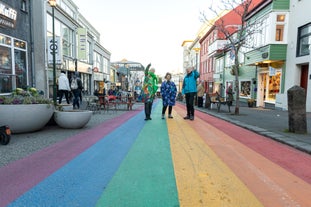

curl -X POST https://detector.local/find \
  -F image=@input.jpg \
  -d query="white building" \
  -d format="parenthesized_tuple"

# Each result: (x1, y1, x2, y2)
(278, 0, 311, 112)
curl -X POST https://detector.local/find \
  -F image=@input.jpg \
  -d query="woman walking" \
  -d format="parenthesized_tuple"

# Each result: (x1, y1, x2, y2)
(160, 72, 177, 119)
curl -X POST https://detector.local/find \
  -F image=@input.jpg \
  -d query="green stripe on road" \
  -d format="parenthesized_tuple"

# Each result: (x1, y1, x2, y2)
(96, 102, 179, 207)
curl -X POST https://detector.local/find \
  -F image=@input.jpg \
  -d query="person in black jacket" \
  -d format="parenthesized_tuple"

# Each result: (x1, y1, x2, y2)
(71, 72, 83, 109)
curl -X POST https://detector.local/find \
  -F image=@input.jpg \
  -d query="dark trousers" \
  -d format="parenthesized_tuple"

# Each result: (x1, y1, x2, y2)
(162, 105, 172, 115)
(185, 92, 196, 117)
(198, 96, 203, 107)
(144, 101, 153, 118)
(58, 90, 70, 104)
(72, 89, 81, 109)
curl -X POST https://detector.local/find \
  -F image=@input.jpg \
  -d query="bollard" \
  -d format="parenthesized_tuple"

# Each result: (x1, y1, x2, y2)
(287, 85, 307, 134)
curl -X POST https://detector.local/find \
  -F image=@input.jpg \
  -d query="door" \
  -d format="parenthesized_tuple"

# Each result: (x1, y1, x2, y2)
(301, 65, 309, 94)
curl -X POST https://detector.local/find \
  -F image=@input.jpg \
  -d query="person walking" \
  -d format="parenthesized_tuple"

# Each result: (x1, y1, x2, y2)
(160, 72, 177, 119)
(70, 72, 83, 109)
(57, 71, 71, 104)
(182, 66, 200, 120)
(142, 64, 158, 121)
(197, 80, 205, 107)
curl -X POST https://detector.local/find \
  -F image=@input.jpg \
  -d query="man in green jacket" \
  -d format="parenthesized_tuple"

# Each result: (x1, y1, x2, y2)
(142, 64, 158, 120)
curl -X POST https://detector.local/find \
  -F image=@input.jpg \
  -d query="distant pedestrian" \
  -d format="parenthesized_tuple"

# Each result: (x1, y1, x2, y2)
(57, 71, 71, 104)
(182, 66, 200, 120)
(197, 80, 204, 107)
(142, 64, 158, 120)
(226, 85, 234, 106)
(161, 72, 177, 119)
(70, 72, 83, 109)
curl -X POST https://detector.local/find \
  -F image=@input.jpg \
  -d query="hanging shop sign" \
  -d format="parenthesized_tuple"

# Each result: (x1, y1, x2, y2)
(77, 28, 87, 60)
(0, 1, 17, 29)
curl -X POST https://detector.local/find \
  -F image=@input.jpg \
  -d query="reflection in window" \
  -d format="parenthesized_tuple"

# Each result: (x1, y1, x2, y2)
(0, 46, 12, 93)
(15, 49, 27, 88)
(0, 34, 27, 93)
(297, 23, 311, 56)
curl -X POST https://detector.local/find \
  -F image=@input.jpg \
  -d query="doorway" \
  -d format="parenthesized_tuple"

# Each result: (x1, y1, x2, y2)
(301, 64, 309, 93)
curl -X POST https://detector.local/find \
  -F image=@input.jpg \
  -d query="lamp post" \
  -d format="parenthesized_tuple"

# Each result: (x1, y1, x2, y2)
(48, 0, 57, 105)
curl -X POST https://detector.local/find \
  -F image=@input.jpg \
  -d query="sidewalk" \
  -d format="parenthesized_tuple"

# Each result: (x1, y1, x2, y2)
(194, 103, 311, 154)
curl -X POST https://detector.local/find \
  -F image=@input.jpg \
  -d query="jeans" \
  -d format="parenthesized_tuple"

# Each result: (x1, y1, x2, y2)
(185, 92, 196, 117)
(72, 89, 81, 109)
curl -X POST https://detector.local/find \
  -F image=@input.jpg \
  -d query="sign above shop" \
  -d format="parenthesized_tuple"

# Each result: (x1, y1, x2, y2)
(0, 2, 17, 29)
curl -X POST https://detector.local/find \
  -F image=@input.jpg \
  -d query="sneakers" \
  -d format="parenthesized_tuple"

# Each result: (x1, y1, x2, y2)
(144, 117, 152, 121)
(183, 116, 190, 120)
(168, 114, 173, 119)
(162, 115, 165, 119)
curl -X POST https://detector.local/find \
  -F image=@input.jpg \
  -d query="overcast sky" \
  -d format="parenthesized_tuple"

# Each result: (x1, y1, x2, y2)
(73, 0, 213, 75)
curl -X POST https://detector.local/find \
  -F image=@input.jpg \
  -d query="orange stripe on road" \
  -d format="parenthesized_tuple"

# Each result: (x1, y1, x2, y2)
(167, 109, 263, 207)
(174, 106, 311, 207)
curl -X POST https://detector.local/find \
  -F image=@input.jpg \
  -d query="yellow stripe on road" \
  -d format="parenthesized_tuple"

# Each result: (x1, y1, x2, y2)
(166, 110, 263, 207)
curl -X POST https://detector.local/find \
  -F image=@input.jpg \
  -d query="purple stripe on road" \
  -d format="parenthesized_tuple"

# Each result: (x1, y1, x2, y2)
(0, 109, 141, 207)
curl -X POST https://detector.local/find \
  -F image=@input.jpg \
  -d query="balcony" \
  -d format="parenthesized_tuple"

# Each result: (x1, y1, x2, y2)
(208, 40, 227, 56)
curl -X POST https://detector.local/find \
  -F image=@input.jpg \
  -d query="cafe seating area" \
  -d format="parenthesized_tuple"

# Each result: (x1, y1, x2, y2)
(84, 94, 135, 114)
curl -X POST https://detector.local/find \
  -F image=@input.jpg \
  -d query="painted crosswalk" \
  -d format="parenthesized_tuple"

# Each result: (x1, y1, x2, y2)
(1, 100, 311, 207)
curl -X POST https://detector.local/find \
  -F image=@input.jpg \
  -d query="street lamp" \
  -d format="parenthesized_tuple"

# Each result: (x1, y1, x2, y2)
(48, 0, 57, 105)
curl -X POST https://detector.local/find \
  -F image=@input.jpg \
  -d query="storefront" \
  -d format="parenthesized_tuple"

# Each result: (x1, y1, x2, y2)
(0, 1, 30, 94)
(257, 66, 282, 107)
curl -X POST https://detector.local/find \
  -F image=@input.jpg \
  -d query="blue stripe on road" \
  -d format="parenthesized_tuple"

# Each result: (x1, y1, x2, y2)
(8, 110, 147, 207)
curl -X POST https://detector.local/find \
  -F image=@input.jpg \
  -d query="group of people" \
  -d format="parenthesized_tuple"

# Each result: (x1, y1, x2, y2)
(142, 64, 200, 121)
(57, 71, 83, 109)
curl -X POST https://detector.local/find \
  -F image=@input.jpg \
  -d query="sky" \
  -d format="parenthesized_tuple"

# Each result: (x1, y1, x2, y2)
(73, 0, 213, 75)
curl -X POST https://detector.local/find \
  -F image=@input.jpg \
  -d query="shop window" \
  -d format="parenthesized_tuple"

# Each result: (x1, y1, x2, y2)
(0, 34, 28, 94)
(297, 23, 311, 56)
(14, 49, 27, 88)
(240, 81, 251, 97)
(267, 72, 281, 102)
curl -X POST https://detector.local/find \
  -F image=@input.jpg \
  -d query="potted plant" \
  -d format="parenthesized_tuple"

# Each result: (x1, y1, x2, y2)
(0, 87, 54, 133)
(53, 105, 92, 129)
(247, 98, 256, 107)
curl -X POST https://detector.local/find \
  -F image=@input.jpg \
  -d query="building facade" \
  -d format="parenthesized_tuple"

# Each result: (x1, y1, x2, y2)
(0, 0, 111, 98)
(279, 0, 311, 112)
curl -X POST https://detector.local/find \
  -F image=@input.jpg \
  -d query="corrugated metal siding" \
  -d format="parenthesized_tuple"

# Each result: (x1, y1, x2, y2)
(269, 44, 287, 60)
(272, 0, 289, 10)
(245, 45, 269, 65)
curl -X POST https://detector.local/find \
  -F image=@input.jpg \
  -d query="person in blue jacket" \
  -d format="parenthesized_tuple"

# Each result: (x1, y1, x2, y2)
(182, 66, 200, 120)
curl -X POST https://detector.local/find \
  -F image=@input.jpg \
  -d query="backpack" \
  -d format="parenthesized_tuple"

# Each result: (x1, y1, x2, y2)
(71, 78, 78, 90)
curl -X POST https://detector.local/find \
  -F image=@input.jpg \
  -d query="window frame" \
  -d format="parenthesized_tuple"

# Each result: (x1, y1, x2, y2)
(296, 23, 311, 57)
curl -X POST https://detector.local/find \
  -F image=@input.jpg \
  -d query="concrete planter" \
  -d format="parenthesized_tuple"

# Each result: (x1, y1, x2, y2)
(53, 110, 92, 129)
(0, 104, 54, 134)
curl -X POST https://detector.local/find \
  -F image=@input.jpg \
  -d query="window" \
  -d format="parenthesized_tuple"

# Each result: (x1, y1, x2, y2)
(275, 25, 284, 41)
(21, 0, 26, 12)
(240, 81, 251, 97)
(275, 15, 285, 42)
(297, 23, 311, 56)
(0, 34, 28, 93)
(62, 25, 73, 57)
